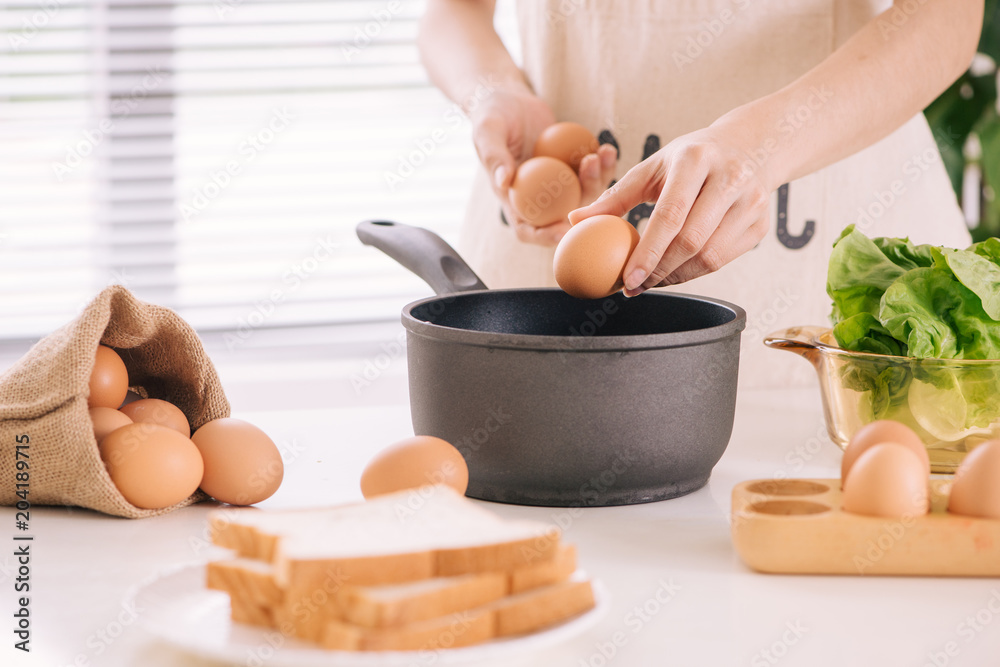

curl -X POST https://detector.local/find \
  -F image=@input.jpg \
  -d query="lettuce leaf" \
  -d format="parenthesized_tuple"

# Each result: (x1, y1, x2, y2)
(879, 267, 962, 358)
(827, 226, 909, 326)
(826, 225, 1000, 435)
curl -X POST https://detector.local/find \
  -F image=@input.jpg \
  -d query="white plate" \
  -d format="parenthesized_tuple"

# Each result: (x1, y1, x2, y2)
(129, 564, 609, 667)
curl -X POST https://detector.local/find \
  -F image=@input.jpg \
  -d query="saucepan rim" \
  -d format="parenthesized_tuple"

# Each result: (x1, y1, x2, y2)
(401, 288, 747, 352)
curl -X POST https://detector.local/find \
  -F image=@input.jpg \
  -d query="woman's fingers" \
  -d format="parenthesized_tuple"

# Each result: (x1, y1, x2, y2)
(568, 127, 775, 280)
(597, 143, 618, 180)
(621, 151, 711, 293)
(656, 206, 770, 286)
(578, 154, 604, 205)
(633, 167, 750, 290)
(472, 114, 516, 195)
(568, 156, 660, 224)
(576, 144, 619, 211)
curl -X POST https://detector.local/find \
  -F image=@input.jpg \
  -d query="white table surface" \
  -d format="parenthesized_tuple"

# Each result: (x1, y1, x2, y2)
(3, 358, 999, 667)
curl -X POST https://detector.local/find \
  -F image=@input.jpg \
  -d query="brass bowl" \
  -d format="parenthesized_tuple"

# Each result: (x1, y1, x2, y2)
(765, 326, 1000, 473)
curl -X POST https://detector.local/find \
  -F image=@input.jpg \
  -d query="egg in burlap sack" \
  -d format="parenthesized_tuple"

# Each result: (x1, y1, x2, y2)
(0, 286, 230, 518)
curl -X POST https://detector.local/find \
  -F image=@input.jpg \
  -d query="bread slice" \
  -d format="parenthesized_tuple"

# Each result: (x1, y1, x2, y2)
(283, 544, 579, 640)
(318, 579, 596, 651)
(509, 543, 577, 594)
(275, 572, 508, 642)
(208, 486, 561, 597)
(207, 557, 281, 608)
(209, 544, 579, 641)
(206, 557, 281, 628)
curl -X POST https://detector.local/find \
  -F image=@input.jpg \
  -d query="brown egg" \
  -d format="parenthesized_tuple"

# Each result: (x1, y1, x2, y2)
(89, 407, 133, 443)
(361, 436, 469, 499)
(121, 398, 191, 438)
(191, 418, 284, 505)
(842, 443, 929, 518)
(88, 345, 129, 409)
(948, 440, 1000, 519)
(553, 215, 640, 299)
(841, 420, 929, 486)
(533, 122, 599, 172)
(509, 157, 581, 227)
(99, 423, 204, 510)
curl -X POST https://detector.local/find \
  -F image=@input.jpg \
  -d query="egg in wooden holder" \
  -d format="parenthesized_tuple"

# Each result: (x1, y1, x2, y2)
(730, 422, 1000, 576)
(553, 215, 640, 299)
(840, 420, 929, 518)
(948, 440, 1000, 519)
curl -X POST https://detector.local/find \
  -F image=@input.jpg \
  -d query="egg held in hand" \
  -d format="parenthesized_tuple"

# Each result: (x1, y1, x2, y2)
(533, 122, 599, 172)
(948, 440, 1000, 519)
(361, 435, 469, 499)
(509, 157, 582, 228)
(99, 423, 204, 510)
(554, 215, 640, 299)
(191, 418, 284, 505)
(88, 344, 129, 409)
(842, 442, 929, 519)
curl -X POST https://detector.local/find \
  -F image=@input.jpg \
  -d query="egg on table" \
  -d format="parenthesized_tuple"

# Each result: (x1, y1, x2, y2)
(533, 122, 599, 172)
(88, 344, 129, 409)
(842, 442, 929, 519)
(948, 440, 1000, 519)
(554, 214, 640, 299)
(361, 435, 469, 499)
(191, 418, 284, 505)
(509, 157, 581, 227)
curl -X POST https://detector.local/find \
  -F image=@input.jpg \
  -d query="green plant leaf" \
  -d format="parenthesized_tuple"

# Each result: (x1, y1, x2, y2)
(978, 0, 1000, 58)
(978, 108, 1000, 236)
(923, 71, 997, 198)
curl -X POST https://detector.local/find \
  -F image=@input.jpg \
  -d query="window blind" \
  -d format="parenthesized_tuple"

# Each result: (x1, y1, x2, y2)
(0, 0, 521, 345)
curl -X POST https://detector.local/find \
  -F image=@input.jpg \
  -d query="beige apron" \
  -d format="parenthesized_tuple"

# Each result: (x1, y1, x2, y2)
(458, 0, 971, 388)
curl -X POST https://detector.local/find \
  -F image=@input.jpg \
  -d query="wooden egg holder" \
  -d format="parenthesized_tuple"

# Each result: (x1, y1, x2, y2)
(731, 479, 1000, 576)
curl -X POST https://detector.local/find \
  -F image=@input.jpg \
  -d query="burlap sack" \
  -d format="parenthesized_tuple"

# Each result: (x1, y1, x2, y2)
(0, 285, 230, 518)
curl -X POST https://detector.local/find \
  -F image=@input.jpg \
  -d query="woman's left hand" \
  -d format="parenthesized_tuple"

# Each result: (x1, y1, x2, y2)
(569, 125, 774, 297)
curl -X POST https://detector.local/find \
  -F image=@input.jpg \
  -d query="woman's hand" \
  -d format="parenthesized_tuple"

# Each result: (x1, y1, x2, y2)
(570, 125, 773, 295)
(470, 84, 618, 246)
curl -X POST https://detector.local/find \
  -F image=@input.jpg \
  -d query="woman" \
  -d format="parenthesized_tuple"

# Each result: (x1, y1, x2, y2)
(418, 0, 983, 387)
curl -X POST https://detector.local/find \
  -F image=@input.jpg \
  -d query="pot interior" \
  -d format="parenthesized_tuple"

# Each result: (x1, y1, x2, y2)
(409, 290, 738, 337)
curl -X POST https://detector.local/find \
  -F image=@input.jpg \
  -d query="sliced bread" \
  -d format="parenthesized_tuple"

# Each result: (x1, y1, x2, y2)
(209, 544, 579, 641)
(208, 486, 561, 596)
(317, 579, 596, 651)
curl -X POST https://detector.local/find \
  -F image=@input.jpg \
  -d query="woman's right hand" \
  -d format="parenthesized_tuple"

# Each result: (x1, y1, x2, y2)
(470, 83, 616, 246)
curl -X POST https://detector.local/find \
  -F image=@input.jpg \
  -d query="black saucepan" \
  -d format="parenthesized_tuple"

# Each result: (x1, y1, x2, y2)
(357, 220, 746, 507)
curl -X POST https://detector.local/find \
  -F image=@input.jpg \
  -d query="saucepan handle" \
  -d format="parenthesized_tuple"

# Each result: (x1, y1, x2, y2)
(356, 220, 489, 296)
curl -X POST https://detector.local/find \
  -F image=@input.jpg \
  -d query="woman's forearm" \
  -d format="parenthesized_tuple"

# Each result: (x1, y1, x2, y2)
(417, 0, 530, 109)
(716, 0, 984, 191)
